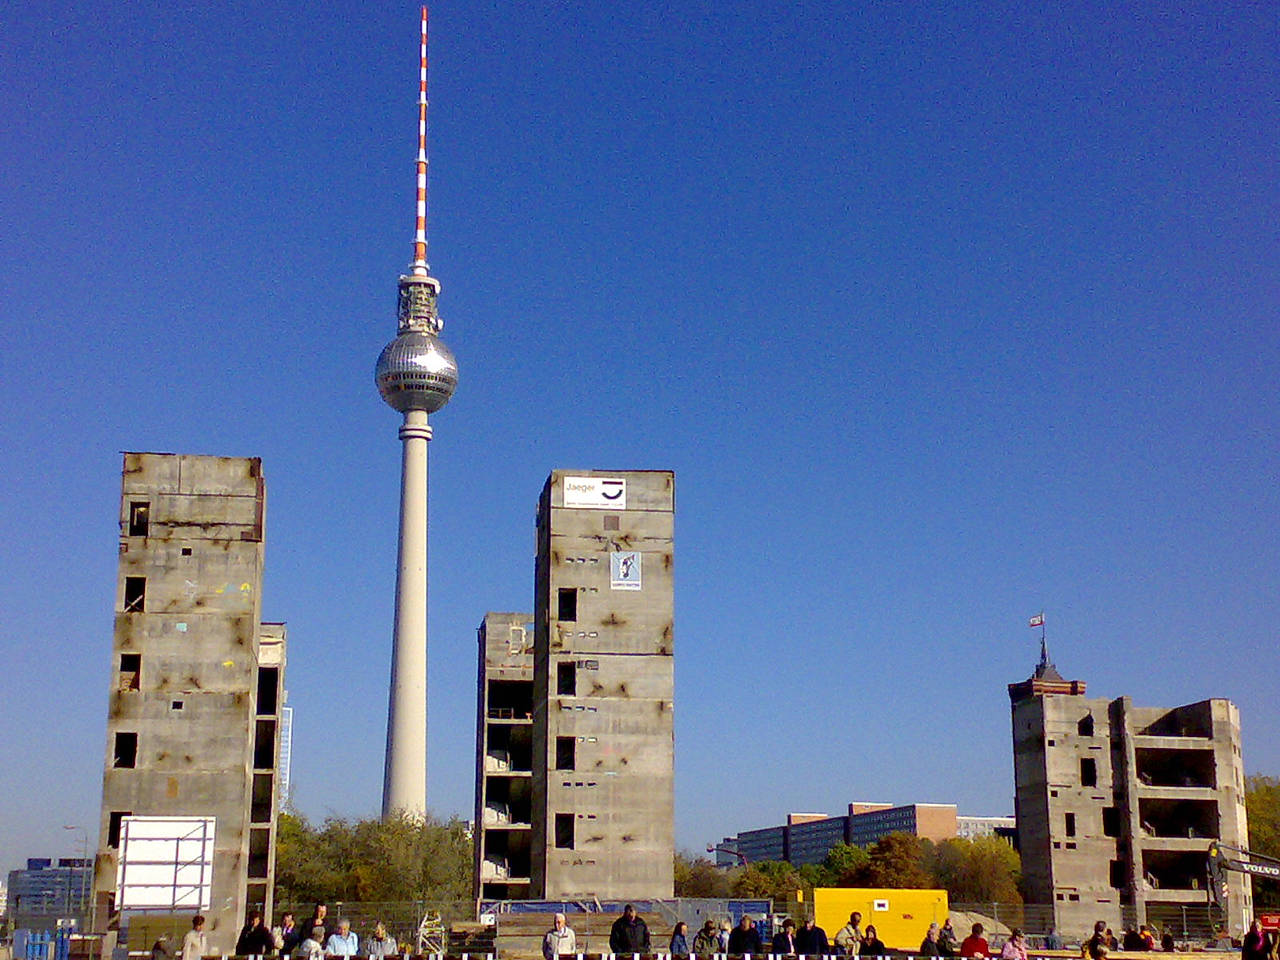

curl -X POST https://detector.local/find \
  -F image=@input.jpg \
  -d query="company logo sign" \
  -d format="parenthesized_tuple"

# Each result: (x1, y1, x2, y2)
(563, 476, 626, 509)
(610, 551, 642, 591)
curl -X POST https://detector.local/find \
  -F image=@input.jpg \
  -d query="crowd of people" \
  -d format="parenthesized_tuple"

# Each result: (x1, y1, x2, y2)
(167, 904, 401, 960)
(541, 908, 1032, 960)
(169, 904, 1278, 959)
(544, 907, 1278, 960)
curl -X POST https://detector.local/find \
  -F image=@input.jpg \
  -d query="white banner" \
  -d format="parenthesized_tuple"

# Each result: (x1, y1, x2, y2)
(563, 476, 626, 509)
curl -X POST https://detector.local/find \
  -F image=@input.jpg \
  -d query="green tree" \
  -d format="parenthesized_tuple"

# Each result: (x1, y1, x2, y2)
(274, 812, 471, 905)
(929, 837, 1022, 903)
(730, 860, 807, 902)
(675, 851, 733, 897)
(1247, 775, 1280, 906)
(822, 844, 871, 887)
(854, 833, 935, 889)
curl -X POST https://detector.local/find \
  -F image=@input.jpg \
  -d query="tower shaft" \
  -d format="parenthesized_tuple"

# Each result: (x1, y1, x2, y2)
(383, 409, 432, 817)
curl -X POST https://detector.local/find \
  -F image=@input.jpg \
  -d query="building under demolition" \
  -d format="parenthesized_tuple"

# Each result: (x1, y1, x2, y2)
(1009, 648, 1250, 937)
(94, 453, 286, 953)
(474, 612, 535, 900)
(473, 471, 675, 901)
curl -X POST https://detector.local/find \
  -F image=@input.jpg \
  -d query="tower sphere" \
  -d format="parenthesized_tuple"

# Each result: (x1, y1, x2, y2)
(375, 331, 458, 413)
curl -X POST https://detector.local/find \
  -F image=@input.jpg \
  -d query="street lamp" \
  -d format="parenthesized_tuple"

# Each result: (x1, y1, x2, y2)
(62, 826, 89, 928)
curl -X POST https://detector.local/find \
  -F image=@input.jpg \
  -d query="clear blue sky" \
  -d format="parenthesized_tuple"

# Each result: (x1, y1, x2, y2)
(2, 0, 1277, 874)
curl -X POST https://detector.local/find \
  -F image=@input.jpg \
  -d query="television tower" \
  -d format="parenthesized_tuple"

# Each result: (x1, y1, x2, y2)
(374, 6, 458, 819)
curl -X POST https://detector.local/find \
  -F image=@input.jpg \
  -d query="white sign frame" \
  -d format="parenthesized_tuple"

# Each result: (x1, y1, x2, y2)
(116, 816, 216, 911)
(562, 476, 626, 510)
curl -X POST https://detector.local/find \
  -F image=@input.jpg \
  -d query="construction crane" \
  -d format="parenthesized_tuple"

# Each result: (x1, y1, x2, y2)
(1207, 841, 1280, 908)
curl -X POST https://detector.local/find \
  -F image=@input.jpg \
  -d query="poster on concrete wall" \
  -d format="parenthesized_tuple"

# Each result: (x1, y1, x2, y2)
(610, 551, 642, 590)
(116, 816, 215, 910)
(563, 476, 626, 509)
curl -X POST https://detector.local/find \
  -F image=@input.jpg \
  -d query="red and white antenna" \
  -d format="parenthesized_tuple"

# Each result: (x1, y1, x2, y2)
(412, 5, 430, 276)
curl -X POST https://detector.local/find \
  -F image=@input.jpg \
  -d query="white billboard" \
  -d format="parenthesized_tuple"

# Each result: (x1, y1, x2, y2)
(562, 476, 626, 509)
(116, 816, 215, 910)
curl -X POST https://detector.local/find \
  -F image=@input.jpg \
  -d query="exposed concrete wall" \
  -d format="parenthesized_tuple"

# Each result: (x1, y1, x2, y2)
(1012, 681, 1249, 939)
(474, 612, 534, 901)
(96, 453, 281, 954)
(531, 470, 675, 900)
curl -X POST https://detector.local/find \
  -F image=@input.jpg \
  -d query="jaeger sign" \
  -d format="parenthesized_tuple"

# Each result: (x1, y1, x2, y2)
(562, 476, 626, 509)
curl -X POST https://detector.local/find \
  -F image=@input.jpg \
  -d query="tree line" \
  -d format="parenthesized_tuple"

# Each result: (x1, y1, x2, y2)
(271, 776, 1280, 907)
(675, 834, 1022, 904)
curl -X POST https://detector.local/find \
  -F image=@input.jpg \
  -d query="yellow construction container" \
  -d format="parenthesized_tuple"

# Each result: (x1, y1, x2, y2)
(813, 887, 950, 951)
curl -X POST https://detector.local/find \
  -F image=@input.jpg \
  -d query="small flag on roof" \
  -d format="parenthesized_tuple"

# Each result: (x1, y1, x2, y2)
(1029, 613, 1045, 628)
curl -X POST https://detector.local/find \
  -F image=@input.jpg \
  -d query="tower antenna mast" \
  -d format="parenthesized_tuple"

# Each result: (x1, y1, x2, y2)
(412, 5, 429, 276)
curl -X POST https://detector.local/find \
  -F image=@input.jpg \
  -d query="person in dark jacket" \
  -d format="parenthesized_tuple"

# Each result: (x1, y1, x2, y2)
(772, 920, 799, 955)
(796, 919, 830, 957)
(862, 926, 887, 957)
(921, 924, 944, 957)
(610, 905, 651, 954)
(1243, 921, 1268, 960)
(728, 916, 763, 955)
(277, 914, 302, 956)
(236, 912, 276, 956)
(693, 920, 721, 957)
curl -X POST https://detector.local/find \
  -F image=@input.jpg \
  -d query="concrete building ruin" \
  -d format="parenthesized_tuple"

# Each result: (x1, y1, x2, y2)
(474, 612, 535, 900)
(1009, 647, 1250, 937)
(528, 470, 676, 900)
(94, 453, 286, 953)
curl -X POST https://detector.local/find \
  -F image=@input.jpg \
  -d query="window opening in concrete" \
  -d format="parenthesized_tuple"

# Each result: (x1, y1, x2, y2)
(554, 813, 575, 849)
(107, 811, 131, 847)
(1138, 797, 1219, 838)
(1103, 807, 1121, 837)
(488, 679, 534, 719)
(1110, 859, 1127, 889)
(1065, 812, 1076, 837)
(251, 773, 274, 823)
(256, 666, 279, 716)
(603, 515, 620, 531)
(128, 501, 150, 537)
(557, 588, 577, 622)
(123, 577, 146, 612)
(113, 732, 138, 768)
(1047, 739, 1055, 746)
(170, 700, 184, 711)
(253, 719, 276, 769)
(557, 662, 577, 696)
(181, 547, 192, 556)
(119, 653, 141, 691)
(1078, 713, 1094, 737)
(1067, 894, 1080, 902)
(1080, 757, 1097, 787)
(1135, 747, 1216, 788)
(248, 827, 271, 878)
(556, 736, 576, 770)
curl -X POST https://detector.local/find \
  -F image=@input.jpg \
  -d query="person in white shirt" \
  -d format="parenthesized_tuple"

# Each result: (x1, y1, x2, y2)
(543, 913, 577, 960)
(325, 920, 359, 958)
(181, 916, 207, 960)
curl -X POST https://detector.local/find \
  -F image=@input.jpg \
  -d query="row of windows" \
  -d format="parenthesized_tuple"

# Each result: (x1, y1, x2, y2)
(116, 656, 280, 715)
(110, 721, 279, 770)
